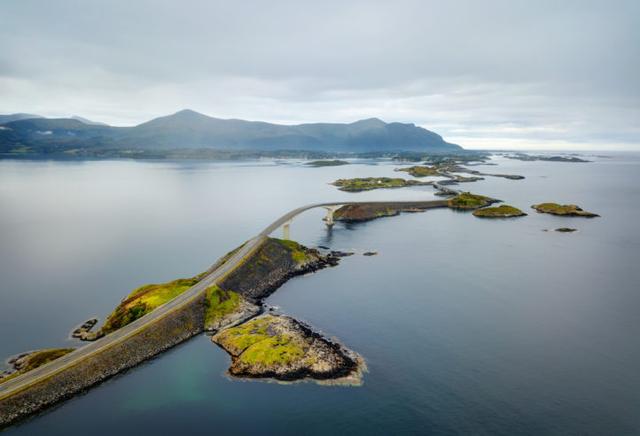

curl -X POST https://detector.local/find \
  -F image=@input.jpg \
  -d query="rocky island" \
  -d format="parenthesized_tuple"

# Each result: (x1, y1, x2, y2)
(396, 165, 441, 177)
(331, 177, 431, 192)
(213, 314, 363, 383)
(447, 192, 499, 210)
(532, 203, 599, 217)
(333, 200, 449, 223)
(328, 193, 502, 223)
(473, 205, 527, 218)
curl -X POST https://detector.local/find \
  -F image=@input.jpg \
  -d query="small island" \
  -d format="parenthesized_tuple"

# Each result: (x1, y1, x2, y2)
(532, 203, 599, 217)
(94, 275, 206, 338)
(396, 165, 441, 177)
(505, 154, 590, 163)
(1, 349, 74, 384)
(473, 205, 527, 218)
(213, 314, 364, 383)
(306, 160, 350, 167)
(333, 200, 448, 222)
(447, 192, 499, 210)
(331, 177, 430, 192)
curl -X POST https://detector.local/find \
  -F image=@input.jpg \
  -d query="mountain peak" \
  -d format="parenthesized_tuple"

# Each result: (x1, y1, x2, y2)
(173, 109, 208, 118)
(352, 117, 386, 127)
(71, 115, 108, 126)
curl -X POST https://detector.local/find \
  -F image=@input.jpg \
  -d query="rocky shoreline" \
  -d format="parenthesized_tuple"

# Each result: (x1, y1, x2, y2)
(213, 314, 364, 383)
(201, 237, 367, 384)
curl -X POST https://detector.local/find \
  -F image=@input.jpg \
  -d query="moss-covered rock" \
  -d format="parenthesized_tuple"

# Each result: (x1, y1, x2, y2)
(447, 192, 498, 210)
(204, 285, 259, 332)
(331, 177, 430, 192)
(213, 314, 363, 383)
(532, 203, 599, 217)
(1, 348, 74, 384)
(472, 205, 527, 218)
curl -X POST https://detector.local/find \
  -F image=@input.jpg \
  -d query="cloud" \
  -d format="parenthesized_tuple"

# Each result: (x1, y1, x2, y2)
(0, 0, 638, 149)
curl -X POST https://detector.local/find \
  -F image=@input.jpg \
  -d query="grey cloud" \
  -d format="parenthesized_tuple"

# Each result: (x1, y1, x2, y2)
(0, 0, 638, 148)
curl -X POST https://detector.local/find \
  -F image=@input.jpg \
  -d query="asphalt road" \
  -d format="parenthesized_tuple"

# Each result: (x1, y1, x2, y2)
(0, 197, 451, 400)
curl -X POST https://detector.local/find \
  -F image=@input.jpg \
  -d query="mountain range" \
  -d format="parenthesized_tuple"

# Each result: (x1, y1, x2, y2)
(0, 109, 462, 156)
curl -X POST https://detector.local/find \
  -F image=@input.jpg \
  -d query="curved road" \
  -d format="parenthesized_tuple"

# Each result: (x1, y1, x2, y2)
(0, 197, 451, 401)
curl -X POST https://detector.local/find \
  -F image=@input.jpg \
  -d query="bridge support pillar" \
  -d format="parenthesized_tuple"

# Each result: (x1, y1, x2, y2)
(282, 220, 292, 240)
(322, 206, 341, 227)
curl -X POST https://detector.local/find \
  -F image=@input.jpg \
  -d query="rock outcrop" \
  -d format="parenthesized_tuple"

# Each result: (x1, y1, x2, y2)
(532, 203, 599, 217)
(333, 200, 448, 223)
(213, 314, 364, 383)
(472, 205, 527, 218)
(218, 238, 339, 301)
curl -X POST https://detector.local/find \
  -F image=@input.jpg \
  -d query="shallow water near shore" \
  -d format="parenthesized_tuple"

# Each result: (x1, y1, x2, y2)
(1, 153, 639, 435)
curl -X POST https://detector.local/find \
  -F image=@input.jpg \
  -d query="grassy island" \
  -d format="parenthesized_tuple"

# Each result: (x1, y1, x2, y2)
(332, 177, 430, 192)
(1, 348, 74, 384)
(447, 192, 497, 210)
(100, 275, 202, 335)
(396, 165, 440, 177)
(306, 160, 349, 167)
(473, 205, 526, 218)
(213, 314, 362, 382)
(532, 203, 599, 217)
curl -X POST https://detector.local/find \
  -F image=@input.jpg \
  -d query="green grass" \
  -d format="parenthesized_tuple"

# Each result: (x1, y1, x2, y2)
(238, 334, 306, 366)
(204, 285, 242, 325)
(216, 316, 308, 366)
(216, 317, 272, 352)
(447, 192, 494, 209)
(101, 276, 200, 334)
(397, 165, 440, 177)
(273, 238, 310, 264)
(332, 177, 426, 192)
(473, 205, 526, 218)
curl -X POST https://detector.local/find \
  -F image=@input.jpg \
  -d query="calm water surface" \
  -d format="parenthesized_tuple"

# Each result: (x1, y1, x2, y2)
(0, 154, 638, 435)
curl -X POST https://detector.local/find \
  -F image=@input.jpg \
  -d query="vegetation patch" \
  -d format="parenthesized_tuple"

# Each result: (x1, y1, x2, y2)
(1, 348, 74, 384)
(473, 205, 526, 218)
(447, 192, 497, 210)
(331, 177, 430, 192)
(213, 314, 363, 383)
(273, 238, 312, 264)
(100, 276, 201, 335)
(204, 285, 242, 326)
(532, 203, 599, 217)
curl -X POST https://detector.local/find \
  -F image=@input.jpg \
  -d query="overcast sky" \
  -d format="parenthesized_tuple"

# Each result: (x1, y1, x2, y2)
(1, 0, 638, 149)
